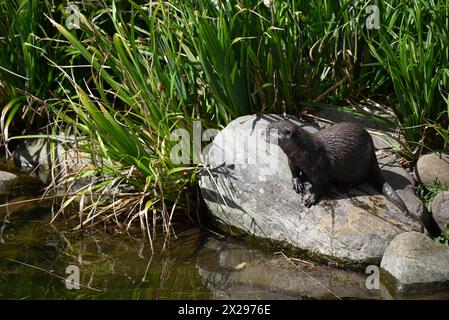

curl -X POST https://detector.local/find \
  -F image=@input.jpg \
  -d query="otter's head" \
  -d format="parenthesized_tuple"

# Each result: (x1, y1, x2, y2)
(262, 120, 297, 148)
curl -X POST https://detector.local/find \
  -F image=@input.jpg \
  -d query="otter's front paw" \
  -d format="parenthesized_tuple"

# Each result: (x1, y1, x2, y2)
(304, 193, 318, 208)
(292, 177, 305, 194)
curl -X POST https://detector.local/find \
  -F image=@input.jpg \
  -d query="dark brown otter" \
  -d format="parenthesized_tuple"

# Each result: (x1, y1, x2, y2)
(263, 120, 409, 214)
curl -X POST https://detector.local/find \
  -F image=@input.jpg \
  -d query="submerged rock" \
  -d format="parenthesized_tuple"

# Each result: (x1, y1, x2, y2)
(432, 191, 449, 233)
(415, 153, 449, 187)
(12, 135, 94, 191)
(380, 231, 449, 295)
(199, 114, 424, 268)
(0, 171, 19, 192)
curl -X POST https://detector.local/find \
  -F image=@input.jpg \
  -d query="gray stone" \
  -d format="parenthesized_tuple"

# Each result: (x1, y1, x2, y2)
(432, 191, 449, 232)
(0, 170, 19, 192)
(415, 153, 449, 187)
(199, 114, 424, 267)
(12, 135, 94, 191)
(380, 231, 449, 295)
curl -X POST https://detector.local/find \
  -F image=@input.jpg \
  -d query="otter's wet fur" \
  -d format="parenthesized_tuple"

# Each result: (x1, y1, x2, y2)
(263, 120, 410, 215)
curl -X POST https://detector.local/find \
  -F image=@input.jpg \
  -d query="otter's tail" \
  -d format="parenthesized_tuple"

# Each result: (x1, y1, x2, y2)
(369, 171, 410, 215)
(381, 181, 410, 215)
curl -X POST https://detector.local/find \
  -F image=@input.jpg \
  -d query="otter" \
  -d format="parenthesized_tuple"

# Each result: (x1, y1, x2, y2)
(263, 120, 409, 215)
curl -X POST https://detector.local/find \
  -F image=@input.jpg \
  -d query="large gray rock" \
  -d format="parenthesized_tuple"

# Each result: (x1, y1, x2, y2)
(199, 114, 424, 268)
(381, 231, 449, 295)
(0, 170, 19, 192)
(432, 191, 449, 232)
(415, 153, 449, 187)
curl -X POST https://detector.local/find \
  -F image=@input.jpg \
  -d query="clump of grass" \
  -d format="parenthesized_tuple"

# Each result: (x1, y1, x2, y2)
(365, 0, 449, 161)
(436, 225, 449, 245)
(180, 0, 377, 114)
(0, 0, 68, 151)
(417, 180, 448, 212)
(45, 2, 204, 248)
(43, 0, 364, 243)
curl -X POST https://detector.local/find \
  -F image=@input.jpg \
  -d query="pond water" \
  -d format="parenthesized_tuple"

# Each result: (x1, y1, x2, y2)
(0, 205, 377, 300)
(1, 163, 448, 300)
(2, 201, 446, 301)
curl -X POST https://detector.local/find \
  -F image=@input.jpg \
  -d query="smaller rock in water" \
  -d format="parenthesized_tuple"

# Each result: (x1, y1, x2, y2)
(11, 135, 131, 207)
(415, 153, 449, 187)
(432, 191, 449, 233)
(0, 171, 19, 192)
(12, 135, 92, 187)
(381, 231, 449, 295)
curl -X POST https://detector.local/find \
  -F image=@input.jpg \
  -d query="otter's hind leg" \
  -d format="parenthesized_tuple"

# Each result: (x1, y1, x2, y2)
(288, 159, 305, 194)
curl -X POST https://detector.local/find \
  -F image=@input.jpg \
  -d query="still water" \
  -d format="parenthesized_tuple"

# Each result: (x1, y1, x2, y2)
(0, 205, 379, 300)
(0, 174, 448, 300)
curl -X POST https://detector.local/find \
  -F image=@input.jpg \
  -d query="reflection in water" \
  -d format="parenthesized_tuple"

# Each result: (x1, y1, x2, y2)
(0, 204, 210, 299)
(196, 238, 388, 300)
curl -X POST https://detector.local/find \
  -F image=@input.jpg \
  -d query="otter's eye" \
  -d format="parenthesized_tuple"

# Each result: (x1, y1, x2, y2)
(284, 128, 292, 136)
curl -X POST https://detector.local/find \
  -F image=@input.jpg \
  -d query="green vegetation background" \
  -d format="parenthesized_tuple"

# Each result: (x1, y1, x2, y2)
(1, 0, 448, 238)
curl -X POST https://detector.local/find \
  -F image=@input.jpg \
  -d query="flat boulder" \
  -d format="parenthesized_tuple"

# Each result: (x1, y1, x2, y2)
(199, 114, 424, 268)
